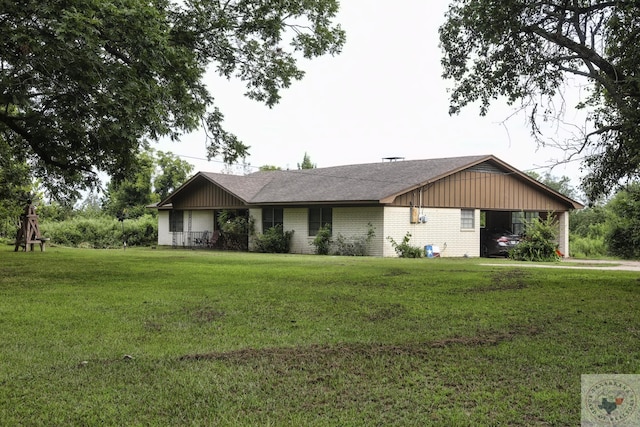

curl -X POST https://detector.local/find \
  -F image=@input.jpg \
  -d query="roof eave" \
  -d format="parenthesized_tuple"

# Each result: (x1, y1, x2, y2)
(251, 199, 383, 207)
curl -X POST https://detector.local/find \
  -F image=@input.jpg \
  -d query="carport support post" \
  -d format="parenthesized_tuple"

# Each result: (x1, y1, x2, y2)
(557, 212, 569, 258)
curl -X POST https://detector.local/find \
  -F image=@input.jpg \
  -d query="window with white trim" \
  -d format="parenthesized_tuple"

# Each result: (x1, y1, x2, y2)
(461, 209, 475, 229)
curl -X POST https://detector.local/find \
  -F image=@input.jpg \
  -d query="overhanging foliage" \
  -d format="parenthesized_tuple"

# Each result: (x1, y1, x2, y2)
(0, 0, 344, 196)
(440, 1, 640, 201)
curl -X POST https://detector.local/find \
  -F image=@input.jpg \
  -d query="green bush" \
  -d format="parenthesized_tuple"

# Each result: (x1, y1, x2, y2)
(510, 215, 559, 262)
(331, 223, 376, 256)
(254, 225, 294, 253)
(387, 232, 423, 258)
(605, 219, 640, 259)
(217, 210, 251, 251)
(311, 225, 332, 255)
(603, 184, 640, 259)
(40, 214, 158, 249)
(569, 235, 607, 258)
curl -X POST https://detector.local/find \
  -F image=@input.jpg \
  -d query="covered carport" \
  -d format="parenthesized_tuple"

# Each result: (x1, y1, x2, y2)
(481, 209, 572, 257)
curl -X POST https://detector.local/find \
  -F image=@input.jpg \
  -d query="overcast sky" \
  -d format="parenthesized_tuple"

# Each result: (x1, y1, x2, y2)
(157, 0, 586, 187)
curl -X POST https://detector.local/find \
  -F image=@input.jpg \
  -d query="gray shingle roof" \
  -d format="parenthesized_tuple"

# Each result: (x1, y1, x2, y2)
(199, 171, 277, 203)
(156, 154, 583, 209)
(245, 155, 489, 204)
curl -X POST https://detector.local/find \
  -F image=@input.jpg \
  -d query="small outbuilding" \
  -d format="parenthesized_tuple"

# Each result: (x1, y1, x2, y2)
(153, 155, 583, 257)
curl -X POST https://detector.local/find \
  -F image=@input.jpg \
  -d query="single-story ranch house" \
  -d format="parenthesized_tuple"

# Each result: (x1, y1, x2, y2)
(153, 154, 583, 257)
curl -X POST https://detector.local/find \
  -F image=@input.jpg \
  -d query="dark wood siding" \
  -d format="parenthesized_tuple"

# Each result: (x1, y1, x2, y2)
(391, 170, 570, 211)
(172, 177, 246, 209)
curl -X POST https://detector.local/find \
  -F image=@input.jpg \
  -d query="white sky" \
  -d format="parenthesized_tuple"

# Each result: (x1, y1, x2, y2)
(157, 1, 586, 187)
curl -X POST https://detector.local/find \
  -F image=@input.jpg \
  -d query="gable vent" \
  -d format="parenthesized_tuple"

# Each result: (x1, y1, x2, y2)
(467, 162, 506, 174)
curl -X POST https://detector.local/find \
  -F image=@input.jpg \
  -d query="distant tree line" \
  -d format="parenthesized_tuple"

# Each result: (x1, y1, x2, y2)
(528, 172, 640, 259)
(0, 150, 192, 248)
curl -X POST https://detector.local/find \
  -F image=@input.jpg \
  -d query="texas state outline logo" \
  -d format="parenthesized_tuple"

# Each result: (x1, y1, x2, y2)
(582, 374, 639, 426)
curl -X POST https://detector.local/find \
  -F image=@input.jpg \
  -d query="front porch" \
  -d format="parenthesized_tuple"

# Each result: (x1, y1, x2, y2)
(162, 208, 250, 251)
(170, 230, 221, 249)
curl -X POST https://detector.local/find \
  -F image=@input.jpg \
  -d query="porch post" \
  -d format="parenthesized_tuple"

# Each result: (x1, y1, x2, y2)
(557, 211, 570, 258)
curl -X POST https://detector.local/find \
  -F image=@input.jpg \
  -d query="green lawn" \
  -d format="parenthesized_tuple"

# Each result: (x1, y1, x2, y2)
(1, 246, 638, 426)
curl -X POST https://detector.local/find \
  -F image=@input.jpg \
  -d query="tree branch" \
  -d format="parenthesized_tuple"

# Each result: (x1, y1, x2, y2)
(528, 24, 618, 81)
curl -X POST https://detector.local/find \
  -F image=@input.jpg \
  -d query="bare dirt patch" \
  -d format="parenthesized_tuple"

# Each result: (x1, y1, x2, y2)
(365, 303, 407, 321)
(471, 269, 530, 292)
(187, 305, 225, 324)
(178, 324, 541, 363)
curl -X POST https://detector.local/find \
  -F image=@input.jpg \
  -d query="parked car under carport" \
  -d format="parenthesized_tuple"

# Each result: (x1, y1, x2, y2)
(480, 228, 521, 257)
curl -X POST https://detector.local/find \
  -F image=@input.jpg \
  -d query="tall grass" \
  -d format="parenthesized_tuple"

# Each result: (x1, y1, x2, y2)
(1, 247, 638, 425)
(569, 235, 607, 258)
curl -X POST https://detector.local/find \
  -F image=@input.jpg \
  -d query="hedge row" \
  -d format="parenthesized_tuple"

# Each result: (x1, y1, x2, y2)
(40, 215, 157, 249)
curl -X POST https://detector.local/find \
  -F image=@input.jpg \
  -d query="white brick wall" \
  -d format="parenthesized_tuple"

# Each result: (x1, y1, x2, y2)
(333, 207, 385, 257)
(254, 207, 385, 255)
(161, 206, 483, 257)
(285, 208, 312, 254)
(248, 207, 311, 254)
(158, 211, 171, 245)
(190, 210, 216, 233)
(383, 207, 480, 257)
(248, 208, 261, 251)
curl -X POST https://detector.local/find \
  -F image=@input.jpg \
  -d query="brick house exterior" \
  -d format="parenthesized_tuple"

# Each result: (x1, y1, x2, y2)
(153, 155, 583, 257)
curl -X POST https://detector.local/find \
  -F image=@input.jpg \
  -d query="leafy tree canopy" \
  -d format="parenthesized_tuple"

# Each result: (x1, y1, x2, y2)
(0, 0, 344, 197)
(297, 152, 316, 169)
(103, 151, 157, 219)
(604, 182, 640, 259)
(439, 1, 640, 201)
(103, 150, 193, 218)
(0, 134, 32, 237)
(527, 171, 580, 201)
(154, 151, 193, 201)
(259, 165, 282, 171)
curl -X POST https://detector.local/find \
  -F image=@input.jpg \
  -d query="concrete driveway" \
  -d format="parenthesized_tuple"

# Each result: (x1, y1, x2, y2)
(482, 258, 640, 272)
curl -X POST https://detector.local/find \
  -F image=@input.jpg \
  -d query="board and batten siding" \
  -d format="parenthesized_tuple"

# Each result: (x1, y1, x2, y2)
(392, 170, 570, 211)
(171, 177, 246, 209)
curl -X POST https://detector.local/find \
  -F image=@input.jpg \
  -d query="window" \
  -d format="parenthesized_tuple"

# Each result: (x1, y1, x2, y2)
(169, 210, 184, 232)
(461, 209, 475, 229)
(308, 207, 332, 236)
(511, 211, 539, 235)
(262, 208, 283, 232)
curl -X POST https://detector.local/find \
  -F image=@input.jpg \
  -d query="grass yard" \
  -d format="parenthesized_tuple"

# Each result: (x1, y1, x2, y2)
(1, 246, 638, 426)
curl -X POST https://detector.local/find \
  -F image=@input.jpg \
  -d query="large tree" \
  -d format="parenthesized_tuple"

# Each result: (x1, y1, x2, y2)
(153, 151, 193, 201)
(527, 171, 580, 201)
(605, 182, 640, 259)
(0, 135, 31, 237)
(297, 152, 316, 169)
(103, 150, 193, 218)
(439, 1, 640, 201)
(103, 151, 156, 219)
(0, 0, 344, 196)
